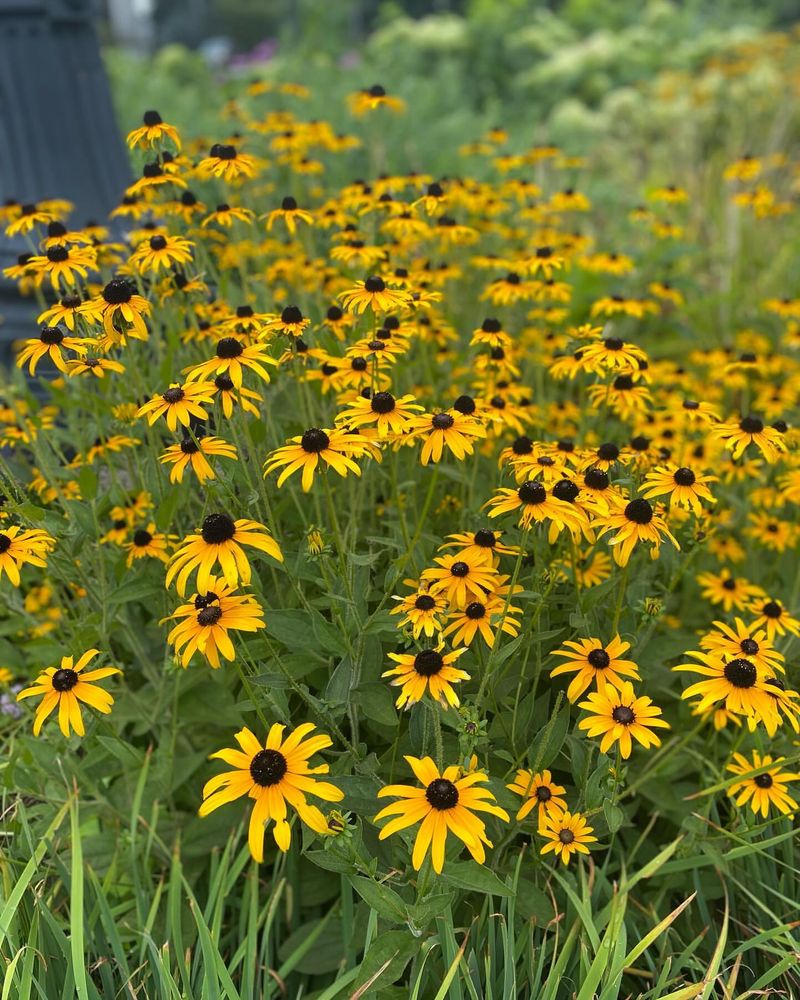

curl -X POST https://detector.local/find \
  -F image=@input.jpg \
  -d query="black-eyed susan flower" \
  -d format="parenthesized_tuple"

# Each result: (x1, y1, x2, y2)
(726, 751, 799, 819)
(549, 635, 641, 702)
(130, 234, 194, 275)
(212, 373, 262, 418)
(595, 497, 679, 566)
(375, 756, 508, 873)
(196, 144, 259, 181)
(641, 464, 717, 513)
(382, 645, 469, 708)
(507, 769, 567, 824)
(164, 576, 265, 667)
(339, 276, 412, 315)
(166, 513, 282, 594)
(199, 724, 343, 860)
(578, 681, 669, 758)
(17, 649, 119, 737)
(748, 596, 800, 639)
(28, 244, 96, 289)
(347, 84, 406, 116)
(538, 809, 597, 864)
(263, 196, 313, 234)
(4, 201, 58, 236)
(0, 525, 54, 585)
(746, 512, 796, 553)
(471, 317, 512, 350)
(407, 410, 487, 465)
(185, 337, 277, 387)
(15, 326, 90, 375)
(580, 336, 648, 374)
(421, 552, 498, 608)
(710, 415, 787, 463)
(136, 381, 216, 432)
(390, 583, 448, 639)
(88, 276, 151, 341)
(65, 357, 125, 378)
(699, 618, 784, 677)
(38, 292, 94, 331)
(264, 427, 377, 492)
(441, 593, 521, 647)
(438, 529, 518, 567)
(674, 651, 775, 722)
(335, 391, 424, 437)
(696, 570, 763, 612)
(125, 523, 171, 566)
(159, 435, 238, 484)
(201, 202, 254, 228)
(485, 480, 587, 533)
(127, 109, 181, 150)
(260, 305, 311, 339)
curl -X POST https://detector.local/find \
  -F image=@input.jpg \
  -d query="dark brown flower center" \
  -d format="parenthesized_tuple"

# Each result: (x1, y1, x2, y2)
(584, 468, 609, 490)
(133, 529, 152, 547)
(558, 829, 575, 844)
(754, 773, 773, 788)
(281, 305, 303, 325)
(552, 479, 580, 503)
(414, 649, 444, 676)
(250, 749, 288, 786)
(364, 275, 385, 292)
(740, 638, 759, 655)
(588, 648, 610, 669)
(371, 391, 396, 414)
(518, 481, 546, 505)
(216, 337, 244, 359)
(450, 561, 469, 578)
(432, 413, 454, 430)
(511, 435, 533, 455)
(739, 415, 763, 434)
(536, 785, 552, 802)
(611, 705, 635, 725)
(625, 498, 653, 524)
(465, 601, 486, 620)
(52, 668, 79, 692)
(301, 428, 330, 453)
(414, 594, 436, 611)
(201, 513, 236, 544)
(197, 605, 223, 626)
(103, 277, 134, 304)
(162, 387, 184, 404)
(723, 658, 757, 688)
(426, 778, 459, 810)
(40, 326, 64, 345)
(673, 467, 695, 486)
(598, 442, 619, 461)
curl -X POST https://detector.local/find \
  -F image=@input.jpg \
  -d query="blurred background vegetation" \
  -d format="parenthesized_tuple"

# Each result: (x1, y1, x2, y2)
(104, 0, 800, 179)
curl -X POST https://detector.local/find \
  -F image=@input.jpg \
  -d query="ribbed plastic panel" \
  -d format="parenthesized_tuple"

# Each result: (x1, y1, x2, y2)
(0, 0, 131, 360)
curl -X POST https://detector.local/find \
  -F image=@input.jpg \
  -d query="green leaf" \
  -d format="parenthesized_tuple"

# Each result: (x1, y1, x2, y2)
(350, 876, 407, 923)
(355, 682, 398, 727)
(352, 931, 419, 993)
(441, 862, 513, 897)
(603, 799, 625, 833)
(407, 892, 455, 928)
(77, 466, 97, 501)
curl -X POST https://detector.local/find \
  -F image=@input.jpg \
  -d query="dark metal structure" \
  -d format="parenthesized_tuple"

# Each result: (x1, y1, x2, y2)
(0, 0, 131, 355)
